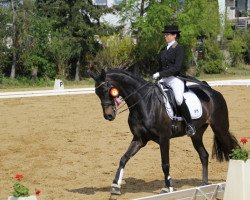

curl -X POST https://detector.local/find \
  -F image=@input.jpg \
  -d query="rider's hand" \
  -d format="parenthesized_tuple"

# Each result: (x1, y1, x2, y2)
(153, 72, 160, 80)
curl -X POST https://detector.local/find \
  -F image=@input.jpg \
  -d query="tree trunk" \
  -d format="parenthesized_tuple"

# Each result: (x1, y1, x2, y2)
(10, 52, 16, 79)
(10, 0, 17, 79)
(75, 52, 83, 81)
(140, 0, 145, 17)
(31, 67, 38, 81)
(57, 59, 66, 77)
(75, 60, 80, 82)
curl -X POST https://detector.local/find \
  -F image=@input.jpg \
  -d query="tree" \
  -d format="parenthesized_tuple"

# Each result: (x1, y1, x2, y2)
(88, 34, 136, 70)
(243, 29, 250, 64)
(0, 0, 43, 79)
(201, 39, 224, 74)
(0, 0, 118, 80)
(228, 34, 246, 67)
(177, 0, 221, 72)
(0, 4, 11, 77)
(36, 0, 114, 80)
(120, 0, 221, 74)
(49, 32, 76, 77)
(20, 15, 56, 79)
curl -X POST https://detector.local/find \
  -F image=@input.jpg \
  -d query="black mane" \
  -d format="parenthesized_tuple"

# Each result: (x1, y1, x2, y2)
(106, 69, 148, 86)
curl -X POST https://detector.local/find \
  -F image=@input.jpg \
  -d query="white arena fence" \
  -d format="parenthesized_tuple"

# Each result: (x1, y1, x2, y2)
(0, 88, 95, 99)
(133, 182, 226, 200)
(0, 79, 249, 99)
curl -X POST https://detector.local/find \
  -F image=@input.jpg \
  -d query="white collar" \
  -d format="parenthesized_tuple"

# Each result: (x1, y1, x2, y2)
(167, 40, 176, 50)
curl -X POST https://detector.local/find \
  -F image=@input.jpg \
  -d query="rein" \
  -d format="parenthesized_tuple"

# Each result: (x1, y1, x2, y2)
(116, 81, 152, 114)
(95, 79, 153, 114)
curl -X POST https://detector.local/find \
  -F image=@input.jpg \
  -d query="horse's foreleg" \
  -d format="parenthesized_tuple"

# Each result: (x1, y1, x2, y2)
(111, 138, 145, 195)
(159, 137, 174, 193)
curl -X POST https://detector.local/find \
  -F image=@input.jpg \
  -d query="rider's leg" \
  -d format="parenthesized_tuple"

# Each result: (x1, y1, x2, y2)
(179, 100, 196, 136)
(161, 76, 184, 105)
(163, 76, 195, 136)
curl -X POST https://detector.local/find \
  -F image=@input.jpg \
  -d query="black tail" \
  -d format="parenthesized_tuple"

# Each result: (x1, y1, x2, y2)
(212, 131, 240, 162)
(209, 88, 240, 162)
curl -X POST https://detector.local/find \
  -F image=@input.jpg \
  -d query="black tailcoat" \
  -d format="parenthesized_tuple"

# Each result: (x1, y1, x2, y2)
(158, 42, 184, 78)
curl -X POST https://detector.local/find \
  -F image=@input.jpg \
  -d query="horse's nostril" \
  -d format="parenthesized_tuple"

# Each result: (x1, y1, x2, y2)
(107, 114, 113, 120)
(104, 114, 114, 121)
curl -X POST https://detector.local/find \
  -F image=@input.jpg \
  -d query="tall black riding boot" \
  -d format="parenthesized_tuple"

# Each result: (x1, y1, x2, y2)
(180, 101, 196, 137)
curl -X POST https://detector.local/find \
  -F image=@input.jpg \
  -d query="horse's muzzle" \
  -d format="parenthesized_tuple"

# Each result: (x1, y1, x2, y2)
(103, 106, 116, 121)
(104, 113, 115, 121)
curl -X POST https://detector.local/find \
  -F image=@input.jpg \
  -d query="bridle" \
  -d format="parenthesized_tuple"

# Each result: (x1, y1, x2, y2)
(95, 80, 152, 114)
(96, 81, 117, 107)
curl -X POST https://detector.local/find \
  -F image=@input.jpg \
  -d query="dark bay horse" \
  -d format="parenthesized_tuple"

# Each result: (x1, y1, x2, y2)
(88, 68, 239, 196)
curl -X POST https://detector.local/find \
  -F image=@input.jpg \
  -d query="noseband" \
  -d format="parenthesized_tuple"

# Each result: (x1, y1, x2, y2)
(101, 100, 115, 107)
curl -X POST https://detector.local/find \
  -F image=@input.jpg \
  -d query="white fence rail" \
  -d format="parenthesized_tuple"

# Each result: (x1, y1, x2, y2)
(205, 79, 250, 86)
(0, 79, 250, 99)
(133, 182, 226, 200)
(0, 88, 95, 99)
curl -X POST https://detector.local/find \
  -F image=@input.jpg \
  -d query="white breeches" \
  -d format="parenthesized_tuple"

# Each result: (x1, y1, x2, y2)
(160, 76, 184, 105)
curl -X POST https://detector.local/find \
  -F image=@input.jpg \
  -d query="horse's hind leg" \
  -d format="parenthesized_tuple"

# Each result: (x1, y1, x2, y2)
(110, 137, 147, 196)
(191, 124, 209, 185)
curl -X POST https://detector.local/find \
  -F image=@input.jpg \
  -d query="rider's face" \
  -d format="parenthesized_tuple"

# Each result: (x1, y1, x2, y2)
(164, 33, 176, 43)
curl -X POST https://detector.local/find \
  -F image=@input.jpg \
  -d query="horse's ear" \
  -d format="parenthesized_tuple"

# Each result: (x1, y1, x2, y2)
(99, 69, 106, 82)
(87, 67, 100, 81)
(87, 67, 106, 83)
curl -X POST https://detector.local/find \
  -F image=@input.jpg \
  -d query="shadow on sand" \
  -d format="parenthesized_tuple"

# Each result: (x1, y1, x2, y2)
(66, 177, 225, 196)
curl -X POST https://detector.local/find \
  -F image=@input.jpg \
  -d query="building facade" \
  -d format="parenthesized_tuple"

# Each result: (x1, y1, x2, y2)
(93, 0, 123, 7)
(226, 0, 250, 19)
(225, 0, 250, 28)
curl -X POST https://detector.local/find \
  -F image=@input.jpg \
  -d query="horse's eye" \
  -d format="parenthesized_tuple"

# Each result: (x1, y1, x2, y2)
(110, 87, 119, 97)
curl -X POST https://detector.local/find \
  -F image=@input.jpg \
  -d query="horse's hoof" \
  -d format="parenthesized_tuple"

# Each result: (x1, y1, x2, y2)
(200, 182, 209, 186)
(160, 187, 169, 194)
(160, 187, 175, 194)
(110, 184, 121, 195)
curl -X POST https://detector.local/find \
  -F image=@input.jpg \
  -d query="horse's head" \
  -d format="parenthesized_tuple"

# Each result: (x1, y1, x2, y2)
(88, 68, 119, 121)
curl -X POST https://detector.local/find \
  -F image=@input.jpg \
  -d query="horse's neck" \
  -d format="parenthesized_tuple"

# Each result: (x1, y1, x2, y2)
(107, 72, 147, 106)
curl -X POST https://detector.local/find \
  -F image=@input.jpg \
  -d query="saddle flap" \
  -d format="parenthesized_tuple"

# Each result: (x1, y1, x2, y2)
(159, 83, 202, 120)
(183, 91, 202, 119)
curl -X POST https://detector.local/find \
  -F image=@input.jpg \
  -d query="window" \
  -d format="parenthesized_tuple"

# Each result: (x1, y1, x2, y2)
(114, 0, 123, 5)
(93, 0, 107, 6)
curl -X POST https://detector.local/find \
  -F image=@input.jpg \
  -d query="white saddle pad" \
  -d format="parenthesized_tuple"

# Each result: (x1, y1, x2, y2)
(160, 85, 202, 121)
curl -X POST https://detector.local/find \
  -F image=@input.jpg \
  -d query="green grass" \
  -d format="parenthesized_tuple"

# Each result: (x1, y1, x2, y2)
(0, 76, 94, 91)
(198, 67, 250, 81)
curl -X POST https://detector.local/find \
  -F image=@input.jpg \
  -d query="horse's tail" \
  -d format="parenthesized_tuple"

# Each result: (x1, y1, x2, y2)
(210, 89, 240, 162)
(212, 131, 240, 162)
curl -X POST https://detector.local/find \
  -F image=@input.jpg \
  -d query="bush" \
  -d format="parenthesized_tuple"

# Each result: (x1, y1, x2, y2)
(202, 60, 224, 74)
(201, 39, 224, 74)
(228, 35, 246, 67)
(242, 30, 250, 64)
(21, 53, 56, 79)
